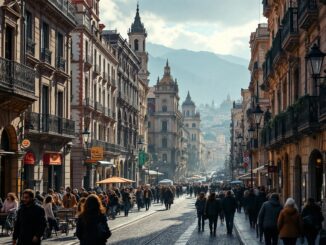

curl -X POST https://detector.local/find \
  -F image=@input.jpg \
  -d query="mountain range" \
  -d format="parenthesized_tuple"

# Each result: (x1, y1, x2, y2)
(147, 43, 250, 105)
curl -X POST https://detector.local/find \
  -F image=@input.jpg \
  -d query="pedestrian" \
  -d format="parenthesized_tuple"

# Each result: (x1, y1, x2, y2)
(135, 187, 143, 211)
(62, 187, 77, 209)
(277, 197, 302, 245)
(163, 187, 174, 210)
(205, 192, 221, 236)
(222, 190, 237, 235)
(1, 192, 18, 213)
(246, 188, 258, 228)
(218, 191, 225, 225)
(107, 191, 118, 219)
(122, 188, 131, 216)
(258, 193, 282, 245)
(43, 195, 59, 237)
(195, 192, 206, 232)
(13, 189, 46, 245)
(76, 194, 111, 245)
(143, 186, 152, 211)
(301, 198, 324, 245)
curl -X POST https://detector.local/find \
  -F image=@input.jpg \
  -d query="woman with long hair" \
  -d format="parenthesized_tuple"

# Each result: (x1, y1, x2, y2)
(1, 192, 18, 213)
(76, 194, 111, 245)
(43, 195, 59, 237)
(278, 198, 302, 245)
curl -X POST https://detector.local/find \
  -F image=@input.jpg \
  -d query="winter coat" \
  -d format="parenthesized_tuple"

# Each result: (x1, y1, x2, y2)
(76, 214, 110, 245)
(195, 198, 206, 215)
(62, 193, 77, 208)
(278, 207, 302, 238)
(222, 196, 237, 215)
(143, 189, 153, 200)
(301, 204, 324, 234)
(108, 194, 118, 207)
(255, 191, 267, 211)
(163, 189, 174, 204)
(258, 198, 282, 230)
(205, 199, 221, 217)
(246, 193, 257, 212)
(13, 201, 46, 245)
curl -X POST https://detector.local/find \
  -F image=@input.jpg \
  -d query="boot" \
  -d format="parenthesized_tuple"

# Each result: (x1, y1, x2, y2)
(202, 224, 204, 232)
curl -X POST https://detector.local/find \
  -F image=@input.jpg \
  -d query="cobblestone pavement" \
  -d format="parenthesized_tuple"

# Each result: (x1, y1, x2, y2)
(0, 196, 240, 244)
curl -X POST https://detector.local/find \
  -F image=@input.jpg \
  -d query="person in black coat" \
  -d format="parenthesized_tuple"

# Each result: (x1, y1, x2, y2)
(195, 192, 207, 232)
(222, 190, 237, 235)
(163, 187, 174, 210)
(301, 198, 324, 245)
(76, 194, 111, 245)
(246, 189, 258, 228)
(143, 186, 153, 211)
(205, 192, 221, 236)
(13, 189, 46, 245)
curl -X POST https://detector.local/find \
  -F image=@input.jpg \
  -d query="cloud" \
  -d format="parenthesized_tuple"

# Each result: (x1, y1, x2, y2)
(99, 0, 265, 59)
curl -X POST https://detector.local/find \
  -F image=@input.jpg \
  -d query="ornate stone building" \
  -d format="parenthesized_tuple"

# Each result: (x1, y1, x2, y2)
(182, 92, 202, 175)
(0, 0, 77, 197)
(148, 62, 183, 180)
(70, 0, 118, 189)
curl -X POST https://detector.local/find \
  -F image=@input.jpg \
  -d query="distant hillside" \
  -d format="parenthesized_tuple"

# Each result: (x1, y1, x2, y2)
(147, 43, 250, 104)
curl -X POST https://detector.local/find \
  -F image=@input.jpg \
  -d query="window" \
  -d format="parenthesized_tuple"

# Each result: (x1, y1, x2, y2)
(192, 123, 196, 128)
(186, 111, 190, 117)
(162, 154, 167, 162)
(26, 11, 33, 39)
(57, 91, 63, 117)
(162, 138, 167, 148)
(162, 105, 167, 112)
(148, 121, 151, 128)
(57, 32, 64, 58)
(192, 134, 197, 141)
(134, 39, 139, 51)
(293, 67, 299, 101)
(162, 121, 168, 132)
(41, 22, 49, 49)
(185, 123, 189, 128)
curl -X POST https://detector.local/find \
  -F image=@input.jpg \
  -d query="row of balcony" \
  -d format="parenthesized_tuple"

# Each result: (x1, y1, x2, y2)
(25, 112, 75, 137)
(0, 57, 35, 96)
(48, 0, 76, 25)
(84, 98, 116, 119)
(91, 140, 128, 154)
(261, 95, 323, 148)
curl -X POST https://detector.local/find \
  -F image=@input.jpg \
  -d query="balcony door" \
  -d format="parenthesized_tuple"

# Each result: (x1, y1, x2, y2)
(42, 85, 49, 131)
(5, 26, 14, 60)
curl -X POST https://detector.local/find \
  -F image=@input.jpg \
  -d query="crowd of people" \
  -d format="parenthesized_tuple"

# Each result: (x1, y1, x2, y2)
(201, 185, 325, 245)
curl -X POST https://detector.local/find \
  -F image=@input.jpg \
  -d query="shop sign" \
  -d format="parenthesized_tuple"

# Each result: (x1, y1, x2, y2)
(90, 147, 104, 162)
(21, 139, 31, 149)
(23, 151, 36, 165)
(43, 153, 62, 165)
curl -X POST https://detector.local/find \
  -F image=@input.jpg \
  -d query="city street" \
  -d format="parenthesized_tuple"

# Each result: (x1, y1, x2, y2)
(0, 196, 240, 245)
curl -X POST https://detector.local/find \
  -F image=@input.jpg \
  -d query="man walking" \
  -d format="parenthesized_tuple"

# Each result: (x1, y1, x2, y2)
(13, 189, 46, 245)
(143, 186, 153, 211)
(258, 193, 282, 245)
(222, 190, 237, 235)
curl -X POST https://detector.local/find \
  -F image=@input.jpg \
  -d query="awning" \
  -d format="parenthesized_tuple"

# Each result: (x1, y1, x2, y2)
(146, 170, 164, 176)
(253, 165, 265, 173)
(24, 151, 36, 165)
(237, 172, 256, 180)
(97, 160, 115, 166)
(43, 153, 62, 165)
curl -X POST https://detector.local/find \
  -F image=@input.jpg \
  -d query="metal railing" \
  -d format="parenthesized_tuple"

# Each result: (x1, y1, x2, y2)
(95, 102, 103, 112)
(91, 140, 128, 154)
(0, 57, 35, 93)
(26, 38, 35, 56)
(41, 48, 52, 64)
(49, 0, 76, 24)
(281, 8, 298, 44)
(297, 96, 319, 132)
(56, 56, 66, 71)
(25, 112, 75, 136)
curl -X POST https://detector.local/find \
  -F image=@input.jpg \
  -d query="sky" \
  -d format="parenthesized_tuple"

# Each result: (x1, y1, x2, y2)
(99, 0, 266, 60)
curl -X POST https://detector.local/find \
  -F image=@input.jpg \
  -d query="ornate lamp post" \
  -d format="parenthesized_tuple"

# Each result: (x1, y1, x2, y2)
(82, 128, 90, 189)
(248, 125, 255, 188)
(137, 138, 144, 186)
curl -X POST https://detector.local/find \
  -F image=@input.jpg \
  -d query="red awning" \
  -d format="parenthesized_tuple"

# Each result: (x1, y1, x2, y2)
(24, 151, 36, 165)
(43, 153, 62, 165)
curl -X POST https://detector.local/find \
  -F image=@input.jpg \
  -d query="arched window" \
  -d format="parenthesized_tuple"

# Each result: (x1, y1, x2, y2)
(134, 39, 139, 51)
(186, 111, 189, 117)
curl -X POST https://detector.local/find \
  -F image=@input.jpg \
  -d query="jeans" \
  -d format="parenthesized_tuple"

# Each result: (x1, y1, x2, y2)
(197, 213, 205, 230)
(144, 198, 151, 210)
(282, 238, 297, 245)
(225, 212, 235, 234)
(124, 202, 130, 216)
(208, 215, 218, 234)
(263, 227, 278, 245)
(109, 205, 117, 219)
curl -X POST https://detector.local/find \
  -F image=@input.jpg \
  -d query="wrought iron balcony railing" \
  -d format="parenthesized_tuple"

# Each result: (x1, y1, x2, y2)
(297, 96, 319, 133)
(0, 57, 35, 94)
(25, 112, 75, 137)
(26, 38, 35, 56)
(56, 56, 66, 71)
(281, 7, 299, 51)
(49, 0, 76, 24)
(319, 85, 326, 122)
(298, 0, 318, 30)
(41, 48, 52, 64)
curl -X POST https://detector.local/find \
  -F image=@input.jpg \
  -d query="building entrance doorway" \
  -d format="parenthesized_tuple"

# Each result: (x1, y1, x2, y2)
(308, 150, 324, 202)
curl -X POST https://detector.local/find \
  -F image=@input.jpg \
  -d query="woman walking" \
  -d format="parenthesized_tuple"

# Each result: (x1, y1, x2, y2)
(195, 192, 206, 232)
(205, 192, 221, 236)
(43, 196, 59, 237)
(277, 198, 302, 245)
(301, 198, 324, 245)
(76, 194, 111, 245)
(122, 188, 131, 216)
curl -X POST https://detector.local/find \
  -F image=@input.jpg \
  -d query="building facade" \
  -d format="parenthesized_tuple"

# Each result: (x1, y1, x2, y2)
(70, 0, 118, 189)
(182, 92, 202, 175)
(147, 62, 183, 180)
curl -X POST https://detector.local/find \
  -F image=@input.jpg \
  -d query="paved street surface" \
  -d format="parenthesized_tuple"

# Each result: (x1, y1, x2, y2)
(0, 196, 240, 245)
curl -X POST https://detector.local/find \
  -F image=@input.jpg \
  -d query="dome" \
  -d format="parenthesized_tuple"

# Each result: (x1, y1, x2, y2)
(158, 60, 175, 85)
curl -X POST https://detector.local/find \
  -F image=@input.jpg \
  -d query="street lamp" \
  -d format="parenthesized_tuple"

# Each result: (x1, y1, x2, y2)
(156, 167, 159, 185)
(82, 128, 91, 190)
(248, 125, 255, 188)
(137, 138, 144, 186)
(307, 44, 326, 78)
